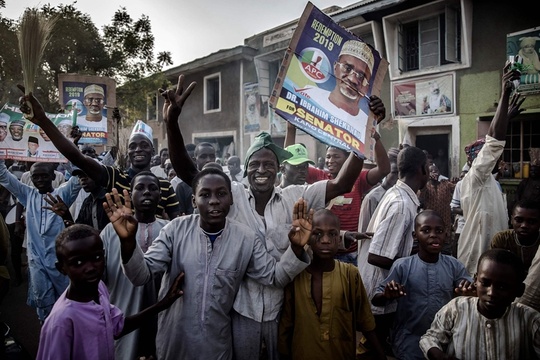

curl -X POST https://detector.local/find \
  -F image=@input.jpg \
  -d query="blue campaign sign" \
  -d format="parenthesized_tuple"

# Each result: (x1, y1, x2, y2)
(270, 2, 388, 160)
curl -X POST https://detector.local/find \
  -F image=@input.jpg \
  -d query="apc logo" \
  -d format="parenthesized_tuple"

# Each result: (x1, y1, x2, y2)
(297, 47, 331, 84)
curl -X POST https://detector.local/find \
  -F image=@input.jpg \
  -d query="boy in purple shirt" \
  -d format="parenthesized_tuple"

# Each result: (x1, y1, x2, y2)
(36, 224, 183, 360)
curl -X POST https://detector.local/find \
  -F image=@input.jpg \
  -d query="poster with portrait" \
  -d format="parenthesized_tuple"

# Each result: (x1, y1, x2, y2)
(269, 2, 388, 160)
(244, 83, 261, 134)
(507, 27, 540, 94)
(0, 103, 69, 162)
(393, 73, 454, 117)
(61, 81, 107, 144)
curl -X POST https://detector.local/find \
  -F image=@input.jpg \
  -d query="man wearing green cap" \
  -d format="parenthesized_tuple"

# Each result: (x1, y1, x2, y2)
(160, 74, 387, 360)
(279, 144, 314, 188)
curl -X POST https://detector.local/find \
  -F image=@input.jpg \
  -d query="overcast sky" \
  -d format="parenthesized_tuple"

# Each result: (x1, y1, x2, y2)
(3, 0, 358, 69)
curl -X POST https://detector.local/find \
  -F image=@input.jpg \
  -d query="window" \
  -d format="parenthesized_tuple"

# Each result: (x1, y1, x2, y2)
(383, 0, 472, 80)
(204, 73, 221, 113)
(503, 117, 540, 176)
(399, 11, 460, 72)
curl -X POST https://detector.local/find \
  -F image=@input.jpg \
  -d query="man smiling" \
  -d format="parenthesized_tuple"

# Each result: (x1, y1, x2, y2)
(161, 74, 387, 360)
(16, 88, 181, 219)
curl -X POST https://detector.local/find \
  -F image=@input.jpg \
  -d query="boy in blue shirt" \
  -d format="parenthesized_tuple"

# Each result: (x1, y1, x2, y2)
(371, 210, 474, 359)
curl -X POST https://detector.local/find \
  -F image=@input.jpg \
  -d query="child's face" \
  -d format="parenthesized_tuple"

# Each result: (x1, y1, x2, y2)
(511, 206, 540, 241)
(475, 259, 521, 319)
(57, 235, 105, 288)
(132, 175, 160, 213)
(309, 212, 340, 260)
(193, 174, 232, 233)
(414, 213, 445, 256)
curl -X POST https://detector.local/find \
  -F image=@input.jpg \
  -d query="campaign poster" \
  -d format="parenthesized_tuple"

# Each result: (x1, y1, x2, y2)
(61, 81, 108, 144)
(507, 27, 540, 94)
(269, 2, 388, 160)
(0, 103, 67, 162)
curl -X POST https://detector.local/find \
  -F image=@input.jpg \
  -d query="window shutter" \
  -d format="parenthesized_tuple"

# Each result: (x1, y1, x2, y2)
(445, 6, 459, 63)
(398, 21, 404, 73)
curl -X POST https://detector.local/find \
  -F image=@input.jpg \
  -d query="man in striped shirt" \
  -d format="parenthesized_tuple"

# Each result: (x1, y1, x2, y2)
(420, 249, 540, 359)
(358, 145, 429, 352)
(17, 94, 181, 219)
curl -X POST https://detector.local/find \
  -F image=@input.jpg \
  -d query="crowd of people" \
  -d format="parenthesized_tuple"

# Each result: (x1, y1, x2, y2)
(0, 61, 539, 359)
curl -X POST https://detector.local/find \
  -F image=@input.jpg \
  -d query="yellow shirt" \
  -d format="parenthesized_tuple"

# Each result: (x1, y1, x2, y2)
(278, 261, 375, 360)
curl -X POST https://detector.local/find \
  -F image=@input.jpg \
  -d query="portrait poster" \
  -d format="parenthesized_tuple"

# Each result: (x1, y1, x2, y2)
(393, 73, 454, 117)
(269, 2, 388, 160)
(0, 103, 68, 162)
(507, 27, 540, 94)
(58, 74, 116, 145)
(61, 81, 107, 144)
(244, 83, 261, 134)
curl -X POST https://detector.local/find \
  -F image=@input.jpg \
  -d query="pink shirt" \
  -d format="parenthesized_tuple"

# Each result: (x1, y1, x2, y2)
(37, 281, 125, 360)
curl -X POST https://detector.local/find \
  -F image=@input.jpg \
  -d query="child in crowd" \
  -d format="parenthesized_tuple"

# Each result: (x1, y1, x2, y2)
(101, 171, 169, 359)
(491, 199, 540, 272)
(420, 248, 540, 359)
(104, 168, 312, 359)
(36, 224, 183, 360)
(278, 209, 386, 360)
(371, 210, 474, 359)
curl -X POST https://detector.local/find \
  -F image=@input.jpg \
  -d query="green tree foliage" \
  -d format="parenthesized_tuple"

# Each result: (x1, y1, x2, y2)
(0, 3, 22, 107)
(0, 2, 172, 124)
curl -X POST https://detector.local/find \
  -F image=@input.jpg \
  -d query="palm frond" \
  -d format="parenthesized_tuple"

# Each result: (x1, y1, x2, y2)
(17, 8, 58, 94)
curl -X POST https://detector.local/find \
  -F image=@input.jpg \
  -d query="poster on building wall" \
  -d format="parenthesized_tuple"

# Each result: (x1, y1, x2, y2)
(244, 83, 261, 134)
(393, 73, 454, 118)
(58, 75, 116, 145)
(0, 103, 70, 162)
(507, 27, 540, 94)
(269, 2, 388, 160)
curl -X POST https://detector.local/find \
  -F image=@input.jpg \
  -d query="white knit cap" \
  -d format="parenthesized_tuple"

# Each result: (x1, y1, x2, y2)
(84, 84, 105, 97)
(339, 40, 374, 74)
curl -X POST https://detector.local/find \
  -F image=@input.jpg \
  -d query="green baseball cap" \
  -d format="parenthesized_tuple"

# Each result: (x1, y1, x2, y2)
(283, 144, 314, 166)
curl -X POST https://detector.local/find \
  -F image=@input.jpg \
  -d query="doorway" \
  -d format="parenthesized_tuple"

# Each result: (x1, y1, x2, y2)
(416, 134, 450, 177)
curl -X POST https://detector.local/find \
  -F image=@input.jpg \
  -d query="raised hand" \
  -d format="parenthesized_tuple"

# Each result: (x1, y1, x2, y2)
(502, 61, 521, 95)
(454, 279, 476, 296)
(159, 75, 196, 126)
(369, 95, 386, 123)
(508, 92, 526, 120)
(103, 188, 138, 240)
(70, 126, 82, 145)
(383, 280, 407, 299)
(17, 84, 48, 125)
(43, 193, 70, 219)
(288, 198, 314, 248)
